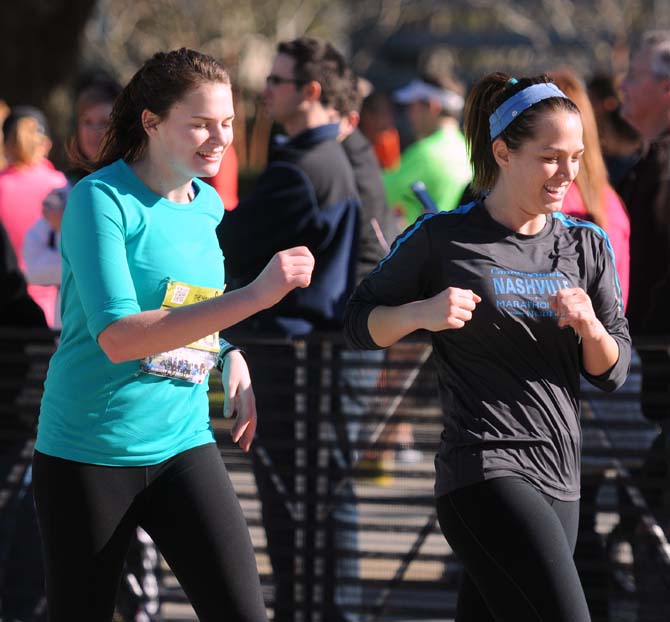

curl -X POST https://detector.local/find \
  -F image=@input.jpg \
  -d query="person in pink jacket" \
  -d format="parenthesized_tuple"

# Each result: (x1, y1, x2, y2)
(0, 106, 67, 326)
(549, 69, 630, 308)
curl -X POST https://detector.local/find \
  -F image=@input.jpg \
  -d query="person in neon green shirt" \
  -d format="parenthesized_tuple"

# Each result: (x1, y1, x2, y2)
(383, 74, 472, 226)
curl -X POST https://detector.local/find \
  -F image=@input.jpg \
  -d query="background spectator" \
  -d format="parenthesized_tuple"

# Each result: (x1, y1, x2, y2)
(618, 30, 670, 342)
(613, 29, 670, 616)
(587, 73, 641, 185)
(358, 91, 401, 171)
(0, 220, 50, 622)
(218, 37, 362, 622)
(66, 75, 123, 178)
(22, 76, 122, 330)
(0, 106, 67, 327)
(334, 72, 422, 475)
(333, 70, 394, 284)
(383, 71, 471, 227)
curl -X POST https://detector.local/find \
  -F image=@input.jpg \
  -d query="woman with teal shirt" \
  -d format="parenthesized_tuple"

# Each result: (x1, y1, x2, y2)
(33, 48, 314, 621)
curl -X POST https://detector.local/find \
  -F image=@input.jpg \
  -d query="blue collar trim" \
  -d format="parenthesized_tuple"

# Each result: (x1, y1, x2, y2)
(489, 83, 567, 140)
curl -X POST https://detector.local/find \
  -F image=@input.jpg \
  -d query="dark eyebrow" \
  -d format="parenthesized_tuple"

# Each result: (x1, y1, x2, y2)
(539, 146, 585, 153)
(191, 115, 235, 122)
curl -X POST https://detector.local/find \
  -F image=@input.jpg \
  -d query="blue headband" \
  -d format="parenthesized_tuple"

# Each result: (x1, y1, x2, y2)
(489, 82, 568, 140)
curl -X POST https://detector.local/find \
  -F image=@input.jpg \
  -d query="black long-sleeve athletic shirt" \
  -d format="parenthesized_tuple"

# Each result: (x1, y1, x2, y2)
(344, 201, 631, 500)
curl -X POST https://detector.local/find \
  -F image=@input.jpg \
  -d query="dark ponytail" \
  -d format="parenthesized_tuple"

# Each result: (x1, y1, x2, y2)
(463, 72, 511, 196)
(94, 48, 230, 171)
(464, 73, 580, 195)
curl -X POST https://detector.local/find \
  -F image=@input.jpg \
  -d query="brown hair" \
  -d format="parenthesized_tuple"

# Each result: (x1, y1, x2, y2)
(464, 73, 580, 195)
(548, 68, 609, 228)
(277, 37, 349, 109)
(65, 77, 123, 168)
(3, 110, 50, 167)
(333, 69, 362, 116)
(95, 48, 230, 171)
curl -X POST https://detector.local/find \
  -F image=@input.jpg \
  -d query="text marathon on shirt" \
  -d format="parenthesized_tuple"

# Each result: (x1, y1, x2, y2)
(491, 268, 571, 317)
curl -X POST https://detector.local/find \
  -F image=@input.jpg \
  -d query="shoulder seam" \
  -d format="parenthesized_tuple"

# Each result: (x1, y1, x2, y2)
(372, 204, 476, 274)
(553, 213, 623, 309)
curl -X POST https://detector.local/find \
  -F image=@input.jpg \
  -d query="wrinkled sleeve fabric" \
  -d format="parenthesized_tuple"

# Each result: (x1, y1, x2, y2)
(344, 214, 434, 350)
(61, 180, 141, 340)
(581, 230, 631, 392)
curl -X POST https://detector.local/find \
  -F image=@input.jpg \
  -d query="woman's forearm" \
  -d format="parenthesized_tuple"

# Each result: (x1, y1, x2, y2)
(97, 246, 314, 363)
(367, 287, 481, 347)
(368, 301, 425, 348)
(98, 283, 264, 363)
(581, 328, 620, 377)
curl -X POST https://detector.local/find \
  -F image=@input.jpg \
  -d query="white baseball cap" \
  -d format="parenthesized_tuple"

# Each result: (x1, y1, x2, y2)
(393, 79, 464, 114)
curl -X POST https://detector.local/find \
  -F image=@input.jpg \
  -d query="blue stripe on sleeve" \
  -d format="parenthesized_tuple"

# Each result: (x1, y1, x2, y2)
(372, 202, 477, 275)
(553, 212, 624, 310)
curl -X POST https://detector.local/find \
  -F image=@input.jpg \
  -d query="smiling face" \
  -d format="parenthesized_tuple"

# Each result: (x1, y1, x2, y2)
(147, 81, 234, 182)
(497, 109, 584, 218)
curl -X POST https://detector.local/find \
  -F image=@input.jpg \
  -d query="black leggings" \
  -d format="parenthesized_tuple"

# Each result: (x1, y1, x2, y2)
(436, 477, 590, 622)
(32, 443, 267, 622)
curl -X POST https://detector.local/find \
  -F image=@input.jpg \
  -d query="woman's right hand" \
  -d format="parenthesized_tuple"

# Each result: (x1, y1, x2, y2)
(250, 246, 315, 310)
(419, 287, 481, 332)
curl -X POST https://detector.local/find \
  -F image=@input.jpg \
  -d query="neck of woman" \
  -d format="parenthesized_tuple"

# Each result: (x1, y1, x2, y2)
(130, 158, 194, 204)
(484, 184, 548, 236)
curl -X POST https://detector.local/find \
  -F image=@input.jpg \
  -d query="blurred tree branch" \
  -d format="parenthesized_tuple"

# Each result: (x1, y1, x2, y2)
(1, 0, 664, 170)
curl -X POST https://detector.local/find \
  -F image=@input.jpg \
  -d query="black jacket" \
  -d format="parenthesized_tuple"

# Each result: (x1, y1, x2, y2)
(218, 124, 360, 336)
(341, 128, 394, 284)
(616, 130, 670, 334)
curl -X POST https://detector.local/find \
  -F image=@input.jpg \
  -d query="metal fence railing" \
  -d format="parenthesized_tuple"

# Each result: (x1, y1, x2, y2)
(1, 329, 668, 622)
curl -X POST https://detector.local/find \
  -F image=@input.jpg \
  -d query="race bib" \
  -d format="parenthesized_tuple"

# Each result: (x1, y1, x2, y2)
(139, 280, 225, 384)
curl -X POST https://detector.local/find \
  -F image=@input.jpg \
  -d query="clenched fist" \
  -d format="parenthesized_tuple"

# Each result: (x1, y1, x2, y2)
(550, 288, 606, 341)
(419, 287, 482, 332)
(250, 246, 315, 310)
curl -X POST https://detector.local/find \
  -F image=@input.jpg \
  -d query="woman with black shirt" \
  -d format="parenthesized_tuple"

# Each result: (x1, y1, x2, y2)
(344, 73, 630, 621)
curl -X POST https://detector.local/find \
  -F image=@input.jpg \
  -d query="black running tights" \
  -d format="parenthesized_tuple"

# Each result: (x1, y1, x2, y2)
(32, 443, 267, 622)
(436, 476, 591, 622)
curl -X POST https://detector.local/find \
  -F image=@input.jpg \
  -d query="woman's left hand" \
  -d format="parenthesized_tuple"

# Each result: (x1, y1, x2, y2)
(221, 350, 257, 452)
(550, 288, 607, 342)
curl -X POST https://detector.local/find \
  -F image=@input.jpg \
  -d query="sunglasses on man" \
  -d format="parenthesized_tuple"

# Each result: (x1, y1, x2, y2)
(266, 74, 307, 87)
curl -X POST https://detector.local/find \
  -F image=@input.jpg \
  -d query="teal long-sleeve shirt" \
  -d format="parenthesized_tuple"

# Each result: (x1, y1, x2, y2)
(37, 160, 225, 466)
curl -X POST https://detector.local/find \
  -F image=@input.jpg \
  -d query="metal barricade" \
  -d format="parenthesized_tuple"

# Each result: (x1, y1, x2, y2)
(1, 329, 669, 622)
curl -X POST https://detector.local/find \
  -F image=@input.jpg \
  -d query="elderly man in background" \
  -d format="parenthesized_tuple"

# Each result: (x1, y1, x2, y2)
(613, 29, 670, 609)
